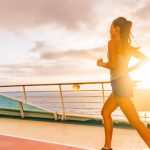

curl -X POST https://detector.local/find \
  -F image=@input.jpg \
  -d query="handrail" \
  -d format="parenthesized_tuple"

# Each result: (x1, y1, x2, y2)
(0, 81, 110, 87)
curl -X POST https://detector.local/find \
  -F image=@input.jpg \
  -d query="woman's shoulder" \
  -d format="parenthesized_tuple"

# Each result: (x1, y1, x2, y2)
(108, 39, 121, 48)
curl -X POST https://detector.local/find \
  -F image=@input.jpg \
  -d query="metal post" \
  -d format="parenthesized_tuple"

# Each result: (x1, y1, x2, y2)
(54, 112, 58, 121)
(101, 83, 105, 124)
(102, 83, 105, 103)
(18, 101, 24, 118)
(23, 86, 28, 103)
(59, 84, 66, 121)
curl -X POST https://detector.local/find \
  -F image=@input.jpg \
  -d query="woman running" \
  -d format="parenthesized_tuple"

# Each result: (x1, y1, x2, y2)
(97, 17, 150, 150)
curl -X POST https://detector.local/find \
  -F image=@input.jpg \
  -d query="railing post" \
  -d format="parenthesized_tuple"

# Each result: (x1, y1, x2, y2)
(101, 82, 105, 124)
(101, 83, 105, 104)
(22, 86, 28, 103)
(18, 101, 24, 118)
(59, 84, 66, 121)
(54, 112, 58, 121)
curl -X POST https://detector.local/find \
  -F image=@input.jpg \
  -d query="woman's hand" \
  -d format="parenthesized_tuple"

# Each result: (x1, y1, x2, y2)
(97, 58, 105, 67)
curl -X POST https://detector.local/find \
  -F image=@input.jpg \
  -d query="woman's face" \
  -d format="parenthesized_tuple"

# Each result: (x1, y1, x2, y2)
(110, 23, 120, 39)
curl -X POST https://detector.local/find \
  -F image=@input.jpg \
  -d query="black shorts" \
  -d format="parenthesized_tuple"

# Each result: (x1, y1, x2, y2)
(111, 76, 134, 98)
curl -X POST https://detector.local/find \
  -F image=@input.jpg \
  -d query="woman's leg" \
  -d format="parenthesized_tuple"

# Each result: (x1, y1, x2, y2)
(116, 97, 150, 148)
(101, 93, 119, 148)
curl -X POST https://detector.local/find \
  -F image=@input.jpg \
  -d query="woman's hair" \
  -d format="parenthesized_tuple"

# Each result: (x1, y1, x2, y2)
(112, 17, 134, 53)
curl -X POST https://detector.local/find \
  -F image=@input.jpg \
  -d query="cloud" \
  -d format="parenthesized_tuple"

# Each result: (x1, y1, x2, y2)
(0, 0, 98, 32)
(40, 48, 103, 60)
(30, 41, 106, 61)
(131, 0, 150, 20)
(0, 40, 108, 79)
(128, 0, 150, 45)
(30, 41, 58, 53)
(0, 39, 108, 83)
(0, 62, 108, 84)
(0, 61, 107, 79)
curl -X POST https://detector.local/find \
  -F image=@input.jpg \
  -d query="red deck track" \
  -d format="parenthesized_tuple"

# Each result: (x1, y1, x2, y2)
(0, 135, 87, 150)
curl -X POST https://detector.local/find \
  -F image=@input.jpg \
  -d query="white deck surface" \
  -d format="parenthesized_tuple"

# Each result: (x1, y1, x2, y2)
(0, 118, 149, 150)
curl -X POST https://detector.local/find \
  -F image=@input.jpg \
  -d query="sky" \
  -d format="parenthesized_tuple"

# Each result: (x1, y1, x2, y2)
(0, 0, 150, 85)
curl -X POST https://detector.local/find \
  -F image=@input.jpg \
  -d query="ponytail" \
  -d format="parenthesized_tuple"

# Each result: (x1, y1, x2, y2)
(112, 17, 138, 54)
(121, 20, 132, 47)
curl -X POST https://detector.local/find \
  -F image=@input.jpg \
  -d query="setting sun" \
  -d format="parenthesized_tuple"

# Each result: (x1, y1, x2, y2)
(130, 61, 150, 89)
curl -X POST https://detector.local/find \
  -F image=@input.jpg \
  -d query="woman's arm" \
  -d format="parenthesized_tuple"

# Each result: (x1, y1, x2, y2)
(97, 40, 118, 70)
(128, 47, 149, 72)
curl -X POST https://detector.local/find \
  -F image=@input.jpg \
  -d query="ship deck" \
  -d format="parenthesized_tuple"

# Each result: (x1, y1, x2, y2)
(0, 117, 149, 150)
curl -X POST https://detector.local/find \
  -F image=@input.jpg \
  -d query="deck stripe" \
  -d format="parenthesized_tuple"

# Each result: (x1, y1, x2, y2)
(0, 134, 89, 150)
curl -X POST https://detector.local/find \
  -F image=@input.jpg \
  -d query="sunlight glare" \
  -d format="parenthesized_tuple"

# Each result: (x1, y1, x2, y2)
(130, 62, 150, 89)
